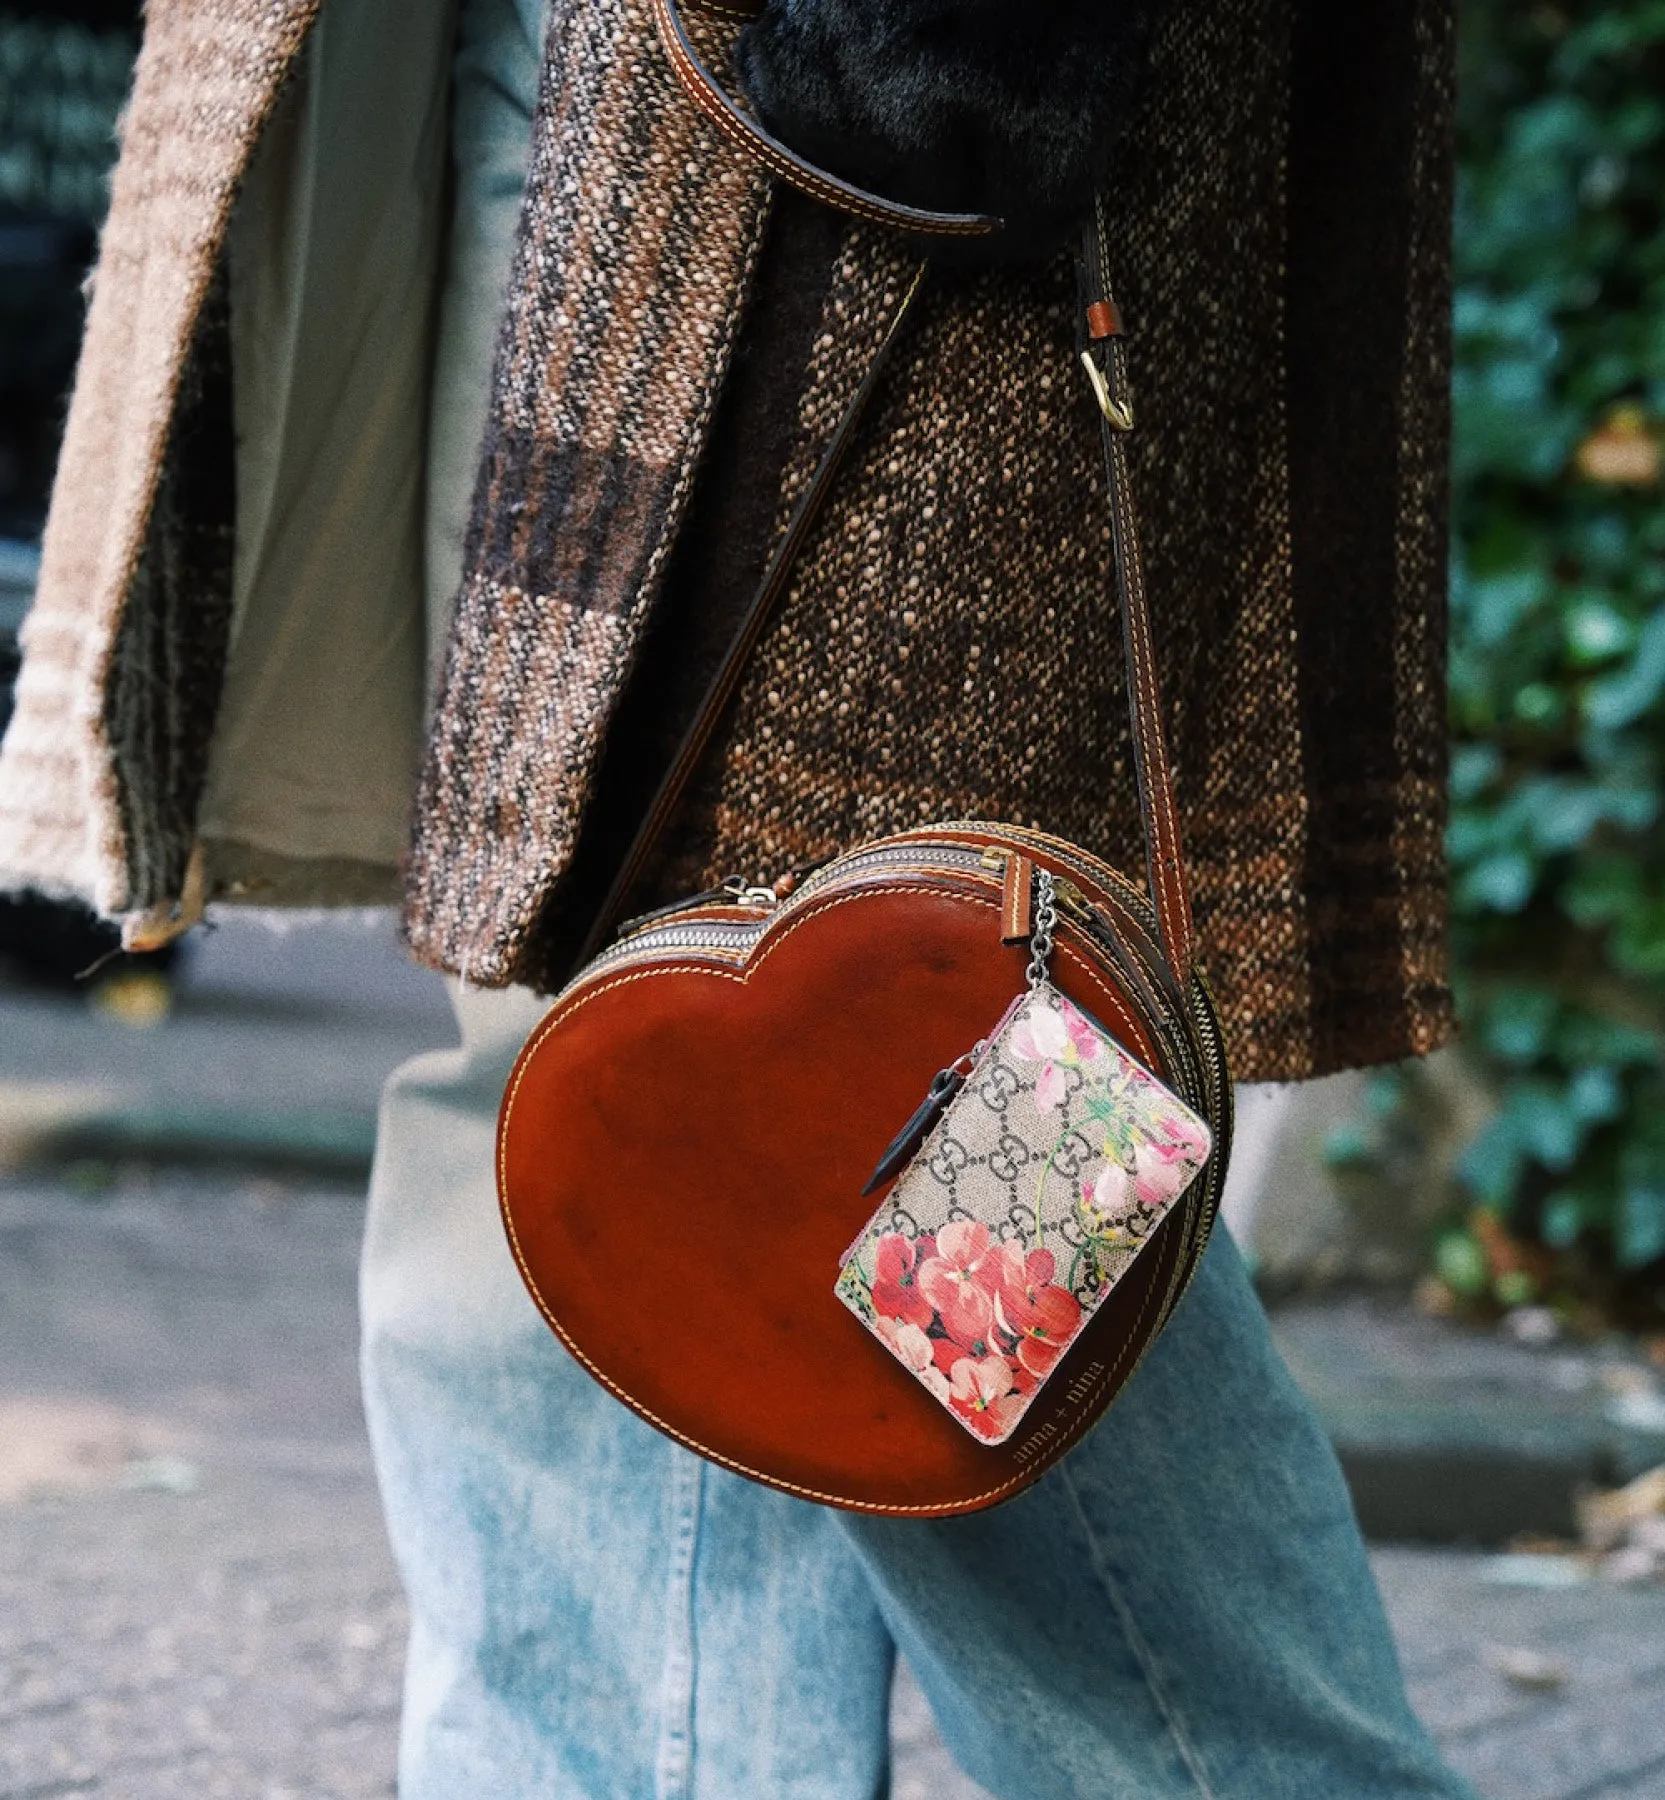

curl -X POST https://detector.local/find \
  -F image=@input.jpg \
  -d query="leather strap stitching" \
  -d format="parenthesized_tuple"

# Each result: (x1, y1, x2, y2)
(649, 0, 1001, 239)
(1083, 199, 1196, 984)
(1110, 423, 1190, 975)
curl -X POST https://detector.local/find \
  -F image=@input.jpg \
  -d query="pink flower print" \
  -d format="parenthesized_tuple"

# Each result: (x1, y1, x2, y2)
(875, 1316, 951, 1401)
(1010, 995, 1103, 1113)
(1078, 1161, 1140, 1243)
(948, 1354, 1027, 1442)
(993, 1246, 1083, 1377)
(1057, 995, 1108, 1066)
(993, 1240, 1055, 1285)
(1163, 1113, 1212, 1164)
(1028, 1061, 1063, 1114)
(1010, 999, 1070, 1066)
(922, 1273, 995, 1354)
(1009, 1000, 1072, 1113)
(981, 1238, 1027, 1294)
(929, 1220, 1001, 1293)
(1132, 1140, 1195, 1208)
(871, 1233, 934, 1330)
(919, 1221, 999, 1351)
(1016, 1333, 1066, 1381)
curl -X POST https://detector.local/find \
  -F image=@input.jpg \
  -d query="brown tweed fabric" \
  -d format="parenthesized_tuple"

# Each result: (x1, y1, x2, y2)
(401, 0, 773, 986)
(530, 190, 853, 966)
(648, 220, 1318, 1066)
(409, 0, 1455, 1080)
(0, 0, 319, 912)
(0, 0, 1454, 1083)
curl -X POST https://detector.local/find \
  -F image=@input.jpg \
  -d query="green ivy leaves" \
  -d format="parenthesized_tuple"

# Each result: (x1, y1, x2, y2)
(1443, 0, 1665, 1294)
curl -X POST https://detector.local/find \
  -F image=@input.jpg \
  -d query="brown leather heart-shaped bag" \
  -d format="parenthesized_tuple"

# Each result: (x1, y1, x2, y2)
(497, 4, 1233, 1518)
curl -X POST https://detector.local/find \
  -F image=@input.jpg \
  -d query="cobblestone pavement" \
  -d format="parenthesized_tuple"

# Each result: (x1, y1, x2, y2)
(5, 1169, 1665, 1800)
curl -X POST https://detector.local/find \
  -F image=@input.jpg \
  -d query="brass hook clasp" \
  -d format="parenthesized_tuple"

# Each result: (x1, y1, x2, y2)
(1080, 350, 1134, 431)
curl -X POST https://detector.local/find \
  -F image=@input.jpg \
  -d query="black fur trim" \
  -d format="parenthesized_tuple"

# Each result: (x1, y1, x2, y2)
(735, 0, 1158, 261)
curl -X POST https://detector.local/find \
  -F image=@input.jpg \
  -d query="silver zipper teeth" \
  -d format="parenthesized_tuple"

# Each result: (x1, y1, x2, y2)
(586, 846, 994, 975)
(794, 841, 993, 893)
(584, 921, 759, 971)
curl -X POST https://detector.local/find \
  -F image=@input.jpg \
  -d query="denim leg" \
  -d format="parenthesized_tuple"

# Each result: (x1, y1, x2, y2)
(361, 985, 895, 1800)
(364, 988, 1473, 1797)
(682, 1470, 895, 1800)
(841, 1229, 1479, 1800)
(394, 4, 900, 1786)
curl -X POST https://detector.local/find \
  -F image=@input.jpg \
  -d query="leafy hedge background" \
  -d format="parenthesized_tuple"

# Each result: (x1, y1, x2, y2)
(1367, 1, 1665, 1321)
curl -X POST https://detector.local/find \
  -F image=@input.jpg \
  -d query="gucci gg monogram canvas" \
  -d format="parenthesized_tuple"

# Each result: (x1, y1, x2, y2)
(835, 983, 1212, 1445)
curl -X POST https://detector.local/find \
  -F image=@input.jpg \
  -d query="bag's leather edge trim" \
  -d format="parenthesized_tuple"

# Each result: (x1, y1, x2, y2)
(496, 879, 1190, 1514)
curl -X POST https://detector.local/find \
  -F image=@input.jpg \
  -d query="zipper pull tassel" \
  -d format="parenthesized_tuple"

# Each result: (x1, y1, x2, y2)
(861, 1052, 977, 1196)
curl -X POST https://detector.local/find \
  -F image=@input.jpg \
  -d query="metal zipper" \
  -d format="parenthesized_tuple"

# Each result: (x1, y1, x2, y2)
(584, 917, 763, 973)
(793, 841, 995, 895)
(586, 846, 998, 984)
(615, 874, 781, 939)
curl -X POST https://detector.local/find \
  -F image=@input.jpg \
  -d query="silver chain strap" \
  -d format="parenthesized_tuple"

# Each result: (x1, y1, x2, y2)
(1026, 868, 1057, 990)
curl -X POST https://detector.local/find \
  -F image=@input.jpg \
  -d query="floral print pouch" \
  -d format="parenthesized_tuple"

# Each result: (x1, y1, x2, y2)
(835, 981, 1212, 1445)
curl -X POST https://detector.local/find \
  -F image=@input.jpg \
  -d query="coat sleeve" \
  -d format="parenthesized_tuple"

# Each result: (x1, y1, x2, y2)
(734, 0, 1158, 259)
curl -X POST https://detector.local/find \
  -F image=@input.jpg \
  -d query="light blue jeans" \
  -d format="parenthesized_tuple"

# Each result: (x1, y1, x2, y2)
(361, 989, 1474, 1800)
(360, 3, 1479, 1792)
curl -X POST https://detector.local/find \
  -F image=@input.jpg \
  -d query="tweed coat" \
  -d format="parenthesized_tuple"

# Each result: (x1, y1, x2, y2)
(0, 0, 1456, 1083)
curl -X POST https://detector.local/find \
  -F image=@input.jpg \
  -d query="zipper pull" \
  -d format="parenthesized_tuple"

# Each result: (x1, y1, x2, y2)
(1052, 875, 1097, 926)
(861, 1051, 977, 1196)
(614, 876, 774, 940)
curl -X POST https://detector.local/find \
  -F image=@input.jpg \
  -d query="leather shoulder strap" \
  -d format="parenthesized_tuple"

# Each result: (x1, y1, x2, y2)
(1079, 201, 1196, 985)
(650, 0, 1002, 241)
